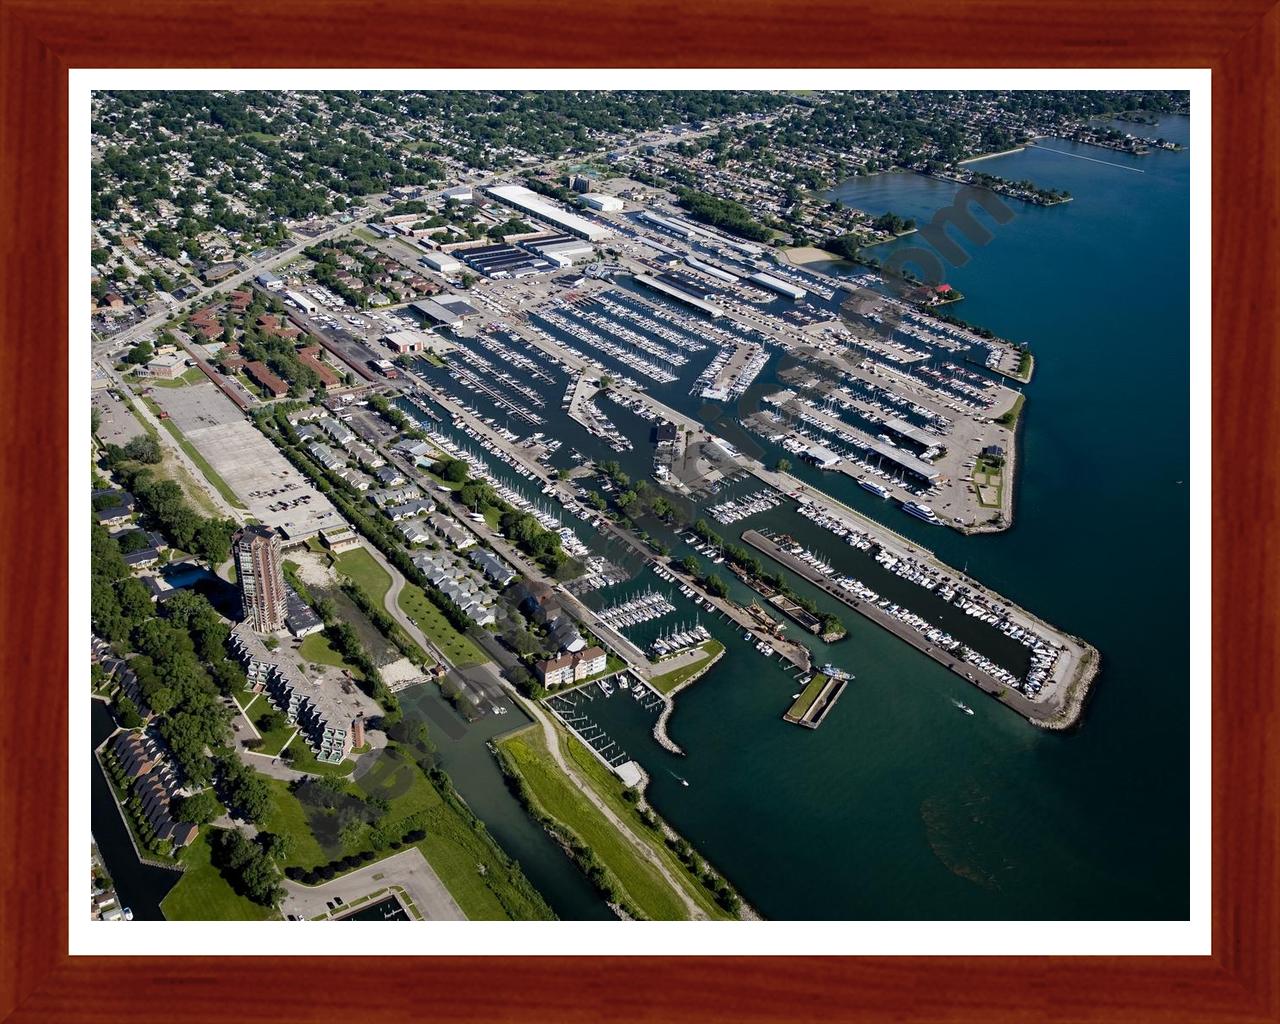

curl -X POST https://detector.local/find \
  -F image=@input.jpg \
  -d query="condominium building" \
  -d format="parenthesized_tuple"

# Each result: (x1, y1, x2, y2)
(233, 525, 288, 633)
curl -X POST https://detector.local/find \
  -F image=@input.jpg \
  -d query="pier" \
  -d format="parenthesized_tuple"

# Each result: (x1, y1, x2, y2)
(741, 529, 1094, 726)
(783, 672, 848, 729)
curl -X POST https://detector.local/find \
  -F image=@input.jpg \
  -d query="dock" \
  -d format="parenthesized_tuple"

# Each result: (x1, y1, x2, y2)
(743, 528, 1054, 722)
(783, 672, 848, 729)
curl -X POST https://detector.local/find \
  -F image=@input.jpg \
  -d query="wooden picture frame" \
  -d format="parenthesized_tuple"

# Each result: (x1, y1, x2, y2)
(2, 1, 1275, 1019)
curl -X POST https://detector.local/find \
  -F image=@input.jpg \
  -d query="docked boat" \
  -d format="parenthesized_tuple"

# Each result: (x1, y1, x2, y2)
(820, 664, 853, 681)
(902, 500, 943, 525)
(860, 479, 891, 499)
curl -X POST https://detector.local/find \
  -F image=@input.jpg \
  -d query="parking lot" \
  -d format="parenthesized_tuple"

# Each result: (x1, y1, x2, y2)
(148, 378, 243, 434)
(91, 388, 147, 446)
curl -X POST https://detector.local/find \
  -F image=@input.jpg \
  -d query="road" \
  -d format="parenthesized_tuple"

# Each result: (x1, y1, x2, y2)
(280, 846, 465, 921)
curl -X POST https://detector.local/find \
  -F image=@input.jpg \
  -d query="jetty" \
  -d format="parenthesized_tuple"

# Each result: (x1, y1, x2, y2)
(783, 672, 848, 729)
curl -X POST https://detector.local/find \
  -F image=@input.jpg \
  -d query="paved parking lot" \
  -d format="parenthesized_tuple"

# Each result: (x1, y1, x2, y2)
(149, 378, 243, 433)
(185, 420, 344, 537)
(92, 388, 146, 446)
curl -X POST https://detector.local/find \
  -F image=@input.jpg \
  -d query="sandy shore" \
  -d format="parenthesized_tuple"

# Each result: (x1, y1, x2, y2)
(778, 245, 845, 267)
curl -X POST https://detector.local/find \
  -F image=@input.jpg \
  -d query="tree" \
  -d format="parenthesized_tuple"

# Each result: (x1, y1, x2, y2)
(339, 819, 366, 851)
(121, 435, 162, 464)
(176, 790, 222, 825)
(775, 457, 791, 473)
(115, 694, 144, 729)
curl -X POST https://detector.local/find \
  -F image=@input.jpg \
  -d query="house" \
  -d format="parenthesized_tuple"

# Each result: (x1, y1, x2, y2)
(396, 519, 432, 546)
(515, 580, 562, 625)
(550, 617, 587, 654)
(469, 547, 516, 588)
(375, 465, 406, 487)
(428, 512, 474, 550)
(536, 646, 607, 688)
(93, 489, 136, 527)
(387, 498, 434, 522)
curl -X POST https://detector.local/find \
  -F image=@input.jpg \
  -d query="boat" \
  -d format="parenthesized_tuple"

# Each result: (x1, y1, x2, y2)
(820, 664, 853, 681)
(902, 500, 943, 525)
(860, 479, 891, 499)
(122, 907, 134, 921)
(951, 699, 975, 715)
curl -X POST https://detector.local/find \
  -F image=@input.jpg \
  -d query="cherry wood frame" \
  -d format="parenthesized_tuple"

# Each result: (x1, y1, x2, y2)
(2, 0, 1276, 1020)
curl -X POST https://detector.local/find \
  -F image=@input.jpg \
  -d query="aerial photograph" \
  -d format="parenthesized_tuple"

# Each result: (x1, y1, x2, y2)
(88, 88, 1190, 924)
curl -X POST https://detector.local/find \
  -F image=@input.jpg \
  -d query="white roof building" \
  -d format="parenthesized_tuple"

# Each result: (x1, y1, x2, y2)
(485, 185, 613, 242)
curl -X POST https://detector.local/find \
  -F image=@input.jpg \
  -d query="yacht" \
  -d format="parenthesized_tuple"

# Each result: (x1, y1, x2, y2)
(902, 500, 943, 525)
(859, 479, 891, 499)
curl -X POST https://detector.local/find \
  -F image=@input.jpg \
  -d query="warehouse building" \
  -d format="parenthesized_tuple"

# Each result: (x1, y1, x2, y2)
(485, 184, 613, 242)
(580, 192, 623, 212)
(749, 272, 807, 300)
(285, 289, 317, 314)
(632, 273, 725, 319)
(419, 250, 463, 275)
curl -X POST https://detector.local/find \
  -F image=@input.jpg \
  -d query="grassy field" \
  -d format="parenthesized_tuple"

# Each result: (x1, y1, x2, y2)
(649, 640, 724, 695)
(498, 727, 689, 920)
(256, 744, 553, 920)
(160, 831, 279, 921)
(248, 701, 296, 757)
(786, 673, 829, 720)
(149, 367, 206, 389)
(298, 632, 364, 678)
(332, 546, 392, 604)
(560, 732, 733, 920)
(972, 457, 1005, 509)
(397, 583, 487, 668)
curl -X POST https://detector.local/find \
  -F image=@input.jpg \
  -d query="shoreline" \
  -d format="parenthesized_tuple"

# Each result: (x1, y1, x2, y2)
(652, 647, 726, 755)
(1031, 645, 1102, 731)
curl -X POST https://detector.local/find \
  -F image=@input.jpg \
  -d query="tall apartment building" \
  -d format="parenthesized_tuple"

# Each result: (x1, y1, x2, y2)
(233, 525, 288, 633)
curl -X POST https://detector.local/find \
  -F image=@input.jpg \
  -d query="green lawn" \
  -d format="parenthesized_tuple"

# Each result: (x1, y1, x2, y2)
(149, 367, 206, 388)
(498, 727, 689, 920)
(257, 744, 553, 920)
(560, 732, 734, 920)
(397, 583, 487, 668)
(649, 640, 724, 695)
(249, 702, 296, 757)
(331, 547, 392, 604)
(260, 778, 330, 870)
(160, 831, 280, 921)
(786, 673, 829, 720)
(298, 632, 364, 678)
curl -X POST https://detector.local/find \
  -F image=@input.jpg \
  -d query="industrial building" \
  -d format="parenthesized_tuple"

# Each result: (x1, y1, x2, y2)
(285, 289, 317, 314)
(685, 255, 740, 284)
(457, 241, 551, 278)
(637, 209, 695, 239)
(255, 271, 284, 291)
(749, 272, 807, 300)
(418, 250, 463, 275)
(522, 233, 596, 266)
(580, 192, 623, 212)
(485, 184, 613, 242)
(441, 186, 473, 202)
(381, 329, 431, 354)
(632, 273, 725, 319)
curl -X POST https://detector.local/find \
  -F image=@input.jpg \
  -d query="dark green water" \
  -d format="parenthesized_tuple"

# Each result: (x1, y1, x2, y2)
(400, 116, 1191, 920)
